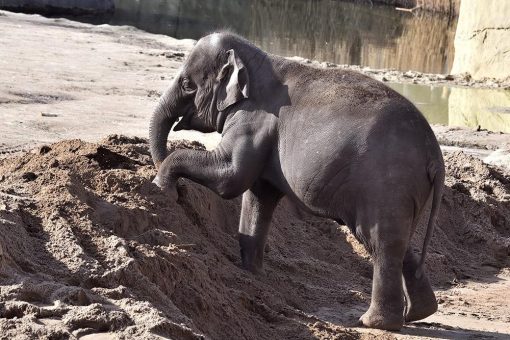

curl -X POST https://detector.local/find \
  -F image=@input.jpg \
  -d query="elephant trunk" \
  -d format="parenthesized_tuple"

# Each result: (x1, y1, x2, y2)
(149, 88, 178, 168)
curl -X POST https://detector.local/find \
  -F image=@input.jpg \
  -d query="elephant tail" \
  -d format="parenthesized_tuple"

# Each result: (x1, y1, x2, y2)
(415, 161, 445, 279)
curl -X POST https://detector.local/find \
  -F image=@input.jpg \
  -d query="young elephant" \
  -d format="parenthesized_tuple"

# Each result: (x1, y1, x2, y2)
(149, 32, 444, 331)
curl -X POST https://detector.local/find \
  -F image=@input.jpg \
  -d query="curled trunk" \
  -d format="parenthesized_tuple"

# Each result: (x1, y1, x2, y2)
(149, 89, 178, 168)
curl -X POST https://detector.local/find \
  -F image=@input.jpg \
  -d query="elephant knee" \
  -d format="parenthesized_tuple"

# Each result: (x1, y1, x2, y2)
(218, 188, 240, 199)
(217, 178, 246, 199)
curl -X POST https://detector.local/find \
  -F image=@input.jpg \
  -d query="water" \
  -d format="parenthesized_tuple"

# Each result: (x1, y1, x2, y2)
(64, 0, 458, 74)
(13, 0, 510, 133)
(102, 0, 507, 133)
(389, 83, 510, 133)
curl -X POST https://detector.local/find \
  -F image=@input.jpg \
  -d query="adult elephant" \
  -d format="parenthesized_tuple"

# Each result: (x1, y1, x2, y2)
(149, 32, 444, 331)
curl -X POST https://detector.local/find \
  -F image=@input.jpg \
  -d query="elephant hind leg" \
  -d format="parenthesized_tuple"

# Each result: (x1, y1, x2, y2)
(238, 180, 282, 274)
(403, 249, 438, 322)
(358, 219, 408, 331)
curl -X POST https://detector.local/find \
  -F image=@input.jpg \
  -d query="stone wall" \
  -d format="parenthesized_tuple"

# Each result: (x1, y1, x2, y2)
(0, 0, 114, 15)
(451, 0, 510, 80)
(448, 87, 510, 133)
(349, 0, 460, 15)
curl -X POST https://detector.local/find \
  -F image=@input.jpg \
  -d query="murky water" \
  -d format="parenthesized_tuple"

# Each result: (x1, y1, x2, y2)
(14, 0, 509, 133)
(65, 0, 457, 74)
(389, 83, 510, 133)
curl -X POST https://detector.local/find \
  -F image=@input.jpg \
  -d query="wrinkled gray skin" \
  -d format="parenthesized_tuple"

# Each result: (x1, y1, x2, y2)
(149, 32, 444, 331)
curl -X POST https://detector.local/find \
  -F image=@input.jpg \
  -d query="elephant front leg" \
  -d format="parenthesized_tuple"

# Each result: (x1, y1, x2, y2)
(154, 127, 272, 199)
(239, 180, 282, 274)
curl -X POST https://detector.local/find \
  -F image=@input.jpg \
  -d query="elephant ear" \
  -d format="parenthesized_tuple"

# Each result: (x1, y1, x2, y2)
(216, 49, 249, 112)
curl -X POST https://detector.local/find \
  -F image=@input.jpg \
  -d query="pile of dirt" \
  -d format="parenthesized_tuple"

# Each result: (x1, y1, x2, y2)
(0, 136, 509, 339)
(422, 152, 510, 285)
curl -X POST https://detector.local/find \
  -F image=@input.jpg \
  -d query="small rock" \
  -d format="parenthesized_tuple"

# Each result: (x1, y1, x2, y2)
(147, 90, 161, 98)
(21, 172, 37, 182)
(39, 145, 51, 155)
(403, 71, 415, 78)
(462, 72, 472, 81)
(164, 51, 185, 58)
(445, 74, 455, 81)
(41, 112, 58, 117)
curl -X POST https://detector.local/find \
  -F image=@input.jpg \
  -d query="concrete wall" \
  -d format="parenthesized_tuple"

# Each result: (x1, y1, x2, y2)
(451, 0, 510, 80)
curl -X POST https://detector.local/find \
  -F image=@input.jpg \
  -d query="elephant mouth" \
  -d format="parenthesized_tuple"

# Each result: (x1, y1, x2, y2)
(173, 108, 196, 132)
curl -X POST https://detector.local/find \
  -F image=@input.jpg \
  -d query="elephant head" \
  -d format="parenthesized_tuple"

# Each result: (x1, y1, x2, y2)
(149, 33, 252, 168)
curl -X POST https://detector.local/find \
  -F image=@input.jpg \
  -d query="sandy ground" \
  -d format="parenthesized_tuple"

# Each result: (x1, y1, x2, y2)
(0, 11, 219, 152)
(0, 137, 509, 340)
(0, 10, 509, 340)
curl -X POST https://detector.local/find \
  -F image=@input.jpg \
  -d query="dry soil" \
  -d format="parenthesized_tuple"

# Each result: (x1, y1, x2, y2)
(0, 136, 509, 339)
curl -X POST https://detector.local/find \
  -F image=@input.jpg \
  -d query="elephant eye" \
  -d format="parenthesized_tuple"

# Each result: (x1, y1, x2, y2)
(181, 78, 196, 93)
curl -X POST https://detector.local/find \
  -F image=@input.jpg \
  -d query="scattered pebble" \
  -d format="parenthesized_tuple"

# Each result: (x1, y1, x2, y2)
(21, 172, 37, 182)
(39, 145, 51, 155)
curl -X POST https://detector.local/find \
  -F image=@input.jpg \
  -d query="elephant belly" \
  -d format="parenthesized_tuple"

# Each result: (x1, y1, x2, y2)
(281, 156, 360, 220)
(276, 138, 360, 218)
(276, 126, 433, 226)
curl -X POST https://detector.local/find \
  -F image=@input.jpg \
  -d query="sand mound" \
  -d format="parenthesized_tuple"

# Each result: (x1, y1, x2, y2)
(0, 136, 508, 339)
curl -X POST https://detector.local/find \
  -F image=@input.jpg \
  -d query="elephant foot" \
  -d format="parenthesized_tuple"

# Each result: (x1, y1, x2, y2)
(239, 234, 266, 275)
(404, 291, 438, 322)
(240, 251, 265, 275)
(241, 262, 265, 275)
(358, 307, 404, 331)
(403, 255, 438, 322)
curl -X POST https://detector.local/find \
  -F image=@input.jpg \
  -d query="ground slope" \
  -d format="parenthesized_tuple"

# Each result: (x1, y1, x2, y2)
(0, 136, 509, 339)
